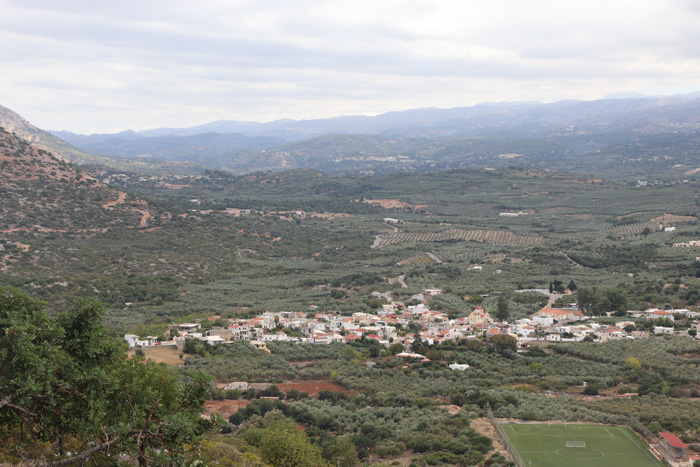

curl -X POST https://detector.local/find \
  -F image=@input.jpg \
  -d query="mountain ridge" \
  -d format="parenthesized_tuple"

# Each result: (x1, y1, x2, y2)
(50, 94, 700, 141)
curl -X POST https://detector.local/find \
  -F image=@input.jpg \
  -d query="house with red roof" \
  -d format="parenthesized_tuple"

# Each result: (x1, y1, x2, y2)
(648, 310, 675, 321)
(344, 333, 362, 343)
(533, 308, 576, 323)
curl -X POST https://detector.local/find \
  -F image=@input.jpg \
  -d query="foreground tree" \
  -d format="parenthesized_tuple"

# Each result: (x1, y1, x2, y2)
(0, 287, 214, 465)
(240, 411, 332, 467)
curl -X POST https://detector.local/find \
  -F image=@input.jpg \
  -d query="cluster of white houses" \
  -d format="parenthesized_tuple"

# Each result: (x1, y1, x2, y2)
(125, 290, 700, 351)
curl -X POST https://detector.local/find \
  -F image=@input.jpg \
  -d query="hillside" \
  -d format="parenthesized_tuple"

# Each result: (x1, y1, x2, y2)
(0, 104, 115, 166)
(0, 127, 149, 233)
(0, 105, 210, 176)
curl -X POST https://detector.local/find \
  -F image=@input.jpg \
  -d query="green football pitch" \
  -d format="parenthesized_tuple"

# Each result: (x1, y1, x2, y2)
(498, 423, 665, 467)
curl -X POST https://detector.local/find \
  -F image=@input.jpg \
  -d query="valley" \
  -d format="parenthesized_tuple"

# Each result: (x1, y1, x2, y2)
(3, 103, 700, 466)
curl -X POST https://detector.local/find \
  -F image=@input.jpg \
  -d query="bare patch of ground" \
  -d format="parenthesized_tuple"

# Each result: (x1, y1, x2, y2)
(102, 191, 127, 209)
(653, 213, 697, 224)
(138, 209, 151, 227)
(471, 418, 509, 461)
(310, 212, 354, 219)
(278, 380, 356, 397)
(12, 242, 30, 252)
(127, 345, 184, 365)
(204, 399, 252, 418)
(367, 452, 414, 466)
(362, 198, 428, 210)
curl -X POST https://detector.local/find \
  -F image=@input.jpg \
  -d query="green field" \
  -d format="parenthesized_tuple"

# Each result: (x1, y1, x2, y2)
(499, 423, 664, 467)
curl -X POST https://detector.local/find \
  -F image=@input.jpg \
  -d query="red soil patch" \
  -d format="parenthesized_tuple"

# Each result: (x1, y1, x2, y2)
(102, 191, 127, 209)
(204, 380, 354, 418)
(126, 345, 184, 365)
(279, 380, 355, 397)
(204, 399, 252, 417)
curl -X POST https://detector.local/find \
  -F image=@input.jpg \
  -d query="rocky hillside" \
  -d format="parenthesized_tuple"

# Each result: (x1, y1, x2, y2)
(0, 127, 150, 233)
(0, 105, 207, 176)
(0, 104, 118, 166)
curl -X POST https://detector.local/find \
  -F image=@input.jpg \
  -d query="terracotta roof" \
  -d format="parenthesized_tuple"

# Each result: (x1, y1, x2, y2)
(539, 308, 572, 315)
(659, 432, 688, 449)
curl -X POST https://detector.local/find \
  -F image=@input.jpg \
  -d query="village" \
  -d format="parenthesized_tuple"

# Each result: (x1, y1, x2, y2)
(124, 288, 700, 355)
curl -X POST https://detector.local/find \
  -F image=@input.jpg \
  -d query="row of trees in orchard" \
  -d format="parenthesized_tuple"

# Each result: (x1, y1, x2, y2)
(0, 287, 215, 466)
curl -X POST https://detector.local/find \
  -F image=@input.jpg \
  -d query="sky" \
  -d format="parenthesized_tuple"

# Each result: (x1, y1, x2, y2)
(1, 0, 700, 134)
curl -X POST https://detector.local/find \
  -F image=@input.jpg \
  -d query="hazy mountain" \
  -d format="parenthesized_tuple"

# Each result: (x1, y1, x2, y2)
(53, 131, 286, 161)
(54, 95, 700, 143)
(9, 94, 700, 180)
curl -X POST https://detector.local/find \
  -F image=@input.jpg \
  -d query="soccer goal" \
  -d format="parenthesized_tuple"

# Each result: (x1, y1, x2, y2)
(565, 441, 586, 448)
(547, 420, 567, 427)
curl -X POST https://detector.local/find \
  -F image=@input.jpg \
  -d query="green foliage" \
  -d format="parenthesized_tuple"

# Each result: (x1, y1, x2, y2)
(0, 288, 214, 464)
(577, 286, 628, 315)
(495, 295, 510, 322)
(240, 413, 332, 467)
(488, 334, 517, 355)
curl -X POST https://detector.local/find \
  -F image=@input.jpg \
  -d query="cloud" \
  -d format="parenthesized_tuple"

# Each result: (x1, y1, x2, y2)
(1, 0, 699, 133)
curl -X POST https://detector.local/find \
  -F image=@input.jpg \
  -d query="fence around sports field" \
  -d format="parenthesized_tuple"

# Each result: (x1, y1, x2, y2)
(487, 405, 525, 467)
(487, 408, 672, 467)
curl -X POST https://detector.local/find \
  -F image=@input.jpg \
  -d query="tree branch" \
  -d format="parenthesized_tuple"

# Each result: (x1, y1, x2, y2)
(0, 396, 38, 417)
(44, 437, 120, 467)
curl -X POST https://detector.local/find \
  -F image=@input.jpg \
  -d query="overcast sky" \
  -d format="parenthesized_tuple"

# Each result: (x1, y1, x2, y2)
(2, 0, 699, 133)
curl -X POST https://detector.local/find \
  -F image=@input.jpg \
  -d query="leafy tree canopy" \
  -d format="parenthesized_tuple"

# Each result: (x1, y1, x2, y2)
(0, 287, 215, 466)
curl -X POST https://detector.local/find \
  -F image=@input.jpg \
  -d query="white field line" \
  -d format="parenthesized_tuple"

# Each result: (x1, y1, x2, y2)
(616, 427, 665, 467)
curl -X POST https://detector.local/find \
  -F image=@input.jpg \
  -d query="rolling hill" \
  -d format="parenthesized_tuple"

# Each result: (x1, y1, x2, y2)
(0, 127, 150, 233)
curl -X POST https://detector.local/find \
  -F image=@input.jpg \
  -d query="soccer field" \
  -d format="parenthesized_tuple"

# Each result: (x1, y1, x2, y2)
(498, 423, 665, 467)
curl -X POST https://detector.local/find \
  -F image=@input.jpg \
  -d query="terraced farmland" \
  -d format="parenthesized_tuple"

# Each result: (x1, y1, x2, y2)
(610, 220, 661, 236)
(608, 214, 698, 236)
(375, 228, 546, 247)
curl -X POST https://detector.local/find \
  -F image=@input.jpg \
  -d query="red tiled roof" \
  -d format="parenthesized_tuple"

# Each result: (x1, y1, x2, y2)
(539, 308, 572, 315)
(659, 432, 688, 449)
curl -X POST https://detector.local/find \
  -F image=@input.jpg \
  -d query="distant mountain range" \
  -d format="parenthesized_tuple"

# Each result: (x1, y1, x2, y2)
(54, 93, 700, 143)
(3, 94, 700, 179)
